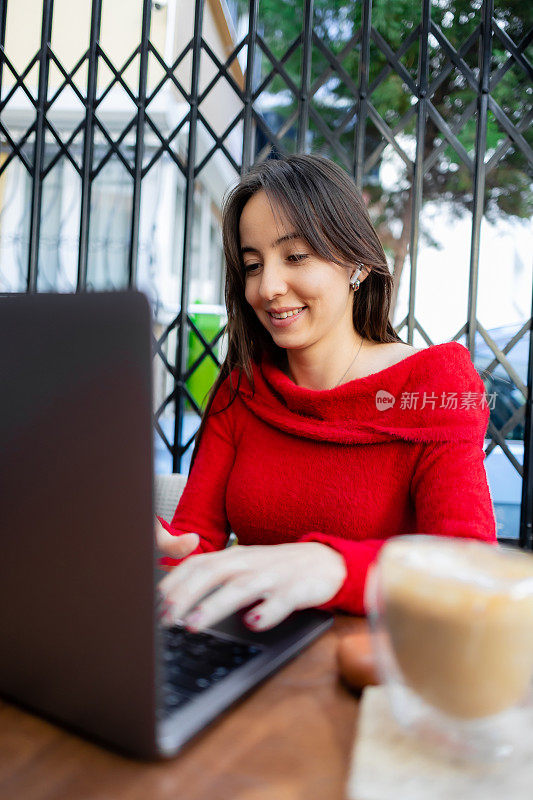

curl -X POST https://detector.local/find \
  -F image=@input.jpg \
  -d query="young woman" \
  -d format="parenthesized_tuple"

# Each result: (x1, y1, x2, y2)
(156, 154, 496, 632)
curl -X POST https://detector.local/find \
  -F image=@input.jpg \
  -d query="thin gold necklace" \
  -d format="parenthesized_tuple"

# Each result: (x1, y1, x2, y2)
(332, 337, 364, 388)
(288, 337, 365, 389)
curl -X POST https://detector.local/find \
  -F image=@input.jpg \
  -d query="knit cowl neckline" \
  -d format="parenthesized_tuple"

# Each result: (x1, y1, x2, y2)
(235, 342, 489, 445)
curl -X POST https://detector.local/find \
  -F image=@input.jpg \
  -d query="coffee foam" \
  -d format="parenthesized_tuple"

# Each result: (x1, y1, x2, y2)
(383, 537, 533, 597)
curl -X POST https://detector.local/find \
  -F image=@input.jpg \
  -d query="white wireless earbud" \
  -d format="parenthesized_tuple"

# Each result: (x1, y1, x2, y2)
(350, 267, 363, 288)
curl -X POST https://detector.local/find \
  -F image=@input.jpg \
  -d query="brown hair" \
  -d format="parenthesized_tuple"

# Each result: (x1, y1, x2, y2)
(189, 154, 402, 467)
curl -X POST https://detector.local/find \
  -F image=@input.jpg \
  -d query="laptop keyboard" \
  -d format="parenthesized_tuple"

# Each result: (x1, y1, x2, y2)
(161, 625, 262, 717)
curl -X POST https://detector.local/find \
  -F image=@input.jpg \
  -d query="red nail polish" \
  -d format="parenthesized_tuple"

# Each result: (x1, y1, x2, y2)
(184, 609, 202, 631)
(246, 613, 261, 626)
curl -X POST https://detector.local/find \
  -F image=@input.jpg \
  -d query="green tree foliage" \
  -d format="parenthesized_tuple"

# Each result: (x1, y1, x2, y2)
(236, 0, 532, 314)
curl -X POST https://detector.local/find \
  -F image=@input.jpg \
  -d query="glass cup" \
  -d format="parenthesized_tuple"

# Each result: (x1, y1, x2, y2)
(364, 535, 533, 760)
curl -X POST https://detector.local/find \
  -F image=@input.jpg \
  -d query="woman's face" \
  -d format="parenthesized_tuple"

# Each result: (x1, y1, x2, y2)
(240, 190, 357, 354)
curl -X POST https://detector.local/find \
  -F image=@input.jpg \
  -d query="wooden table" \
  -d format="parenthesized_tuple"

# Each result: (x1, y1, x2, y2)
(0, 617, 363, 800)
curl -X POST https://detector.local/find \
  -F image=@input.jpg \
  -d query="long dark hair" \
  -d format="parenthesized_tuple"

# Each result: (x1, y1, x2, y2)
(189, 154, 403, 467)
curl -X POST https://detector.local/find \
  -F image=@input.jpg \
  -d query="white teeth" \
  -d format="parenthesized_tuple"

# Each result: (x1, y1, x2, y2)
(270, 307, 304, 320)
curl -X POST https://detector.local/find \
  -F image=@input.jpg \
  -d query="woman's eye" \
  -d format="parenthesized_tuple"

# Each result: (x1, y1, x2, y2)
(287, 253, 308, 263)
(244, 263, 261, 274)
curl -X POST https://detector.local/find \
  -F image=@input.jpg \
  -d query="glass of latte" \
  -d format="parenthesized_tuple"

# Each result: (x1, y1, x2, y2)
(365, 536, 533, 759)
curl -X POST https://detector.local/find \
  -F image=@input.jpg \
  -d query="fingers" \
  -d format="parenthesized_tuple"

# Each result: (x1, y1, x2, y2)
(165, 532, 199, 559)
(160, 556, 248, 622)
(242, 593, 298, 631)
(158, 543, 329, 634)
(156, 521, 199, 560)
(183, 572, 276, 631)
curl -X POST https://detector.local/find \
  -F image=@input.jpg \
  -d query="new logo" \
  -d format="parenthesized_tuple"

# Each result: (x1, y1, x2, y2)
(375, 390, 395, 411)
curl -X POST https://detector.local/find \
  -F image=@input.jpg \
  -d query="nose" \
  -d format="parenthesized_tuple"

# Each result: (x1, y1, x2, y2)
(257, 260, 287, 301)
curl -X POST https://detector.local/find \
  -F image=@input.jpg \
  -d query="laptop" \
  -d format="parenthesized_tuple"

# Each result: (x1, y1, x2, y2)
(0, 290, 332, 759)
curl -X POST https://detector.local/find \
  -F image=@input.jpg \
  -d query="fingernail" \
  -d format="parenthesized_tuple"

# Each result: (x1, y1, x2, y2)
(245, 613, 261, 627)
(184, 608, 202, 629)
(157, 596, 171, 619)
(158, 610, 174, 626)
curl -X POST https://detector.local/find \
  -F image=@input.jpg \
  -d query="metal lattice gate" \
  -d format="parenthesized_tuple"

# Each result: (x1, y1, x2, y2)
(0, 0, 531, 544)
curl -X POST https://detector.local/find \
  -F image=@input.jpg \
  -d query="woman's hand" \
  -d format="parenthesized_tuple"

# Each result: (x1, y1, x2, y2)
(155, 518, 199, 561)
(158, 542, 347, 631)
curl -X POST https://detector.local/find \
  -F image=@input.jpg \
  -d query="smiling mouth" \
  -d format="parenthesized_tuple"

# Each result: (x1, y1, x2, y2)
(268, 307, 306, 320)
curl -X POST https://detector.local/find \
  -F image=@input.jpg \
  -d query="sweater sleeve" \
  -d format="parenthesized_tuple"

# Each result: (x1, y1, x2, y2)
(158, 379, 236, 568)
(409, 439, 497, 544)
(299, 437, 497, 616)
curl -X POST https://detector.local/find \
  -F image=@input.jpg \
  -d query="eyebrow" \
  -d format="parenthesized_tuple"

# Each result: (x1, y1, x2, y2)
(240, 232, 301, 254)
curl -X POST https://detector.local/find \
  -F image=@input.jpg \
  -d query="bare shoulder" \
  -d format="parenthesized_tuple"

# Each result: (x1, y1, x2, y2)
(369, 341, 422, 370)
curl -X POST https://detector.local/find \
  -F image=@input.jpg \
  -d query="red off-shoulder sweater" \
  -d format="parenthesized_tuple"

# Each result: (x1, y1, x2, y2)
(158, 342, 497, 615)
